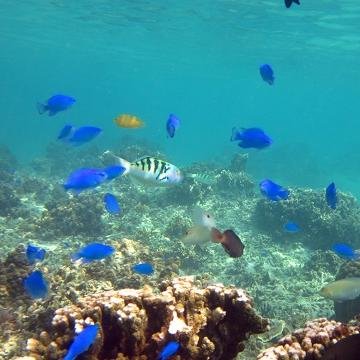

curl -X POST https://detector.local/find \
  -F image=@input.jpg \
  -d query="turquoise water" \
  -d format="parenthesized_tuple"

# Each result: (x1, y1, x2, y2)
(1, 1, 360, 193)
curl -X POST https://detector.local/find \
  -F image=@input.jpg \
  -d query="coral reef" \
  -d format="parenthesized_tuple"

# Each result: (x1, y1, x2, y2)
(24, 276, 268, 360)
(0, 144, 17, 172)
(257, 317, 360, 360)
(34, 194, 104, 238)
(253, 188, 360, 249)
(0, 180, 22, 216)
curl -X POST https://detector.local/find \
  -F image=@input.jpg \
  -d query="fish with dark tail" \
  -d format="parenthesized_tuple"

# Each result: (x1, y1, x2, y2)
(322, 333, 360, 360)
(285, 0, 300, 8)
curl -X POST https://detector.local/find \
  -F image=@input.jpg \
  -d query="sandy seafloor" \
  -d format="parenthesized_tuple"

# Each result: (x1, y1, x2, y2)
(0, 140, 353, 359)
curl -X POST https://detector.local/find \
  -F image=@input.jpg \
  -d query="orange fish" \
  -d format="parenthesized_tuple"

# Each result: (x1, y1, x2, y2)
(114, 114, 144, 128)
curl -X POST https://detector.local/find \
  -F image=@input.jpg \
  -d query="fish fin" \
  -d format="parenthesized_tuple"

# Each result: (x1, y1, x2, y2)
(230, 127, 241, 142)
(102, 151, 131, 175)
(210, 228, 223, 243)
(36, 102, 47, 114)
(294, 0, 300, 4)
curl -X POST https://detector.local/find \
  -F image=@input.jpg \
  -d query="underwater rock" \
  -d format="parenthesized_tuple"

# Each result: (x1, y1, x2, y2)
(229, 153, 249, 172)
(333, 260, 360, 322)
(24, 276, 268, 359)
(253, 188, 360, 249)
(216, 169, 255, 197)
(0, 144, 17, 173)
(34, 194, 104, 238)
(0, 181, 22, 217)
(257, 317, 360, 359)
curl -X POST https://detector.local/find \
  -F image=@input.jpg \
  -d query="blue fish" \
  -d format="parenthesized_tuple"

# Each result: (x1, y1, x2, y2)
(64, 324, 99, 360)
(259, 64, 275, 85)
(103, 165, 126, 180)
(283, 222, 300, 233)
(326, 182, 337, 210)
(332, 243, 359, 261)
(260, 179, 289, 201)
(285, 0, 300, 8)
(58, 125, 102, 146)
(37, 94, 76, 116)
(26, 244, 46, 264)
(57, 124, 73, 140)
(24, 270, 48, 299)
(231, 127, 272, 149)
(71, 243, 115, 263)
(132, 263, 154, 275)
(158, 341, 180, 360)
(64, 168, 108, 193)
(104, 193, 121, 215)
(166, 114, 180, 138)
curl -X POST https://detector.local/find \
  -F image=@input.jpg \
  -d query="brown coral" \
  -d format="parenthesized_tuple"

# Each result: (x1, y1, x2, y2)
(257, 318, 360, 360)
(24, 276, 268, 359)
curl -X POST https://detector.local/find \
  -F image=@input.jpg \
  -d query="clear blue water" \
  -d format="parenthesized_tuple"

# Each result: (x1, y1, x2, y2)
(1, 1, 360, 192)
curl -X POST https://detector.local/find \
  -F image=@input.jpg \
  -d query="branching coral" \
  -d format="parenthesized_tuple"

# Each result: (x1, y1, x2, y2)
(24, 276, 268, 360)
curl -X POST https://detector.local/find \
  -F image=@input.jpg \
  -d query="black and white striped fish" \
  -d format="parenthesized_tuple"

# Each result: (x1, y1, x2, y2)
(104, 151, 182, 186)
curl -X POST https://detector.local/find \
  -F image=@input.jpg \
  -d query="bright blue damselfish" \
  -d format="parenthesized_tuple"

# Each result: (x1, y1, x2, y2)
(103, 165, 126, 180)
(71, 243, 115, 263)
(166, 113, 180, 138)
(26, 244, 46, 264)
(260, 179, 289, 201)
(259, 64, 275, 85)
(64, 324, 99, 360)
(326, 182, 337, 210)
(104, 193, 121, 214)
(37, 94, 76, 116)
(24, 270, 48, 299)
(332, 243, 359, 261)
(58, 125, 102, 146)
(231, 127, 272, 149)
(158, 341, 180, 360)
(283, 222, 300, 233)
(64, 168, 108, 192)
(132, 263, 154, 275)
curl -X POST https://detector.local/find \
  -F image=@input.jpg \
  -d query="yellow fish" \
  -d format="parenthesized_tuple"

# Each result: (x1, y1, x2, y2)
(114, 114, 144, 128)
(320, 277, 360, 302)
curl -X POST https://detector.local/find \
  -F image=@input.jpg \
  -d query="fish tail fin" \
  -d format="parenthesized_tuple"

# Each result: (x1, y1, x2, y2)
(294, 0, 300, 4)
(36, 102, 47, 115)
(102, 151, 131, 175)
(230, 127, 241, 142)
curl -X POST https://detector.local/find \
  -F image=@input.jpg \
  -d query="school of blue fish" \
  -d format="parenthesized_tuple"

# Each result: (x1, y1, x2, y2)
(18, 2, 360, 359)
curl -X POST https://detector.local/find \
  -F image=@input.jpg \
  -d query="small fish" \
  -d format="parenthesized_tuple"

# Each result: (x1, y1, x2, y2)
(319, 277, 360, 302)
(37, 94, 75, 116)
(132, 263, 154, 275)
(332, 243, 360, 261)
(58, 125, 102, 146)
(26, 244, 46, 264)
(285, 0, 300, 8)
(158, 341, 180, 360)
(103, 165, 126, 180)
(260, 179, 289, 201)
(64, 324, 99, 360)
(259, 64, 275, 85)
(213, 229, 245, 258)
(64, 168, 108, 193)
(283, 222, 300, 233)
(109, 153, 182, 186)
(231, 127, 272, 149)
(188, 173, 215, 186)
(322, 333, 360, 360)
(24, 270, 48, 299)
(114, 114, 144, 128)
(326, 182, 337, 210)
(71, 243, 115, 263)
(104, 193, 121, 215)
(166, 113, 180, 138)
